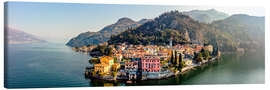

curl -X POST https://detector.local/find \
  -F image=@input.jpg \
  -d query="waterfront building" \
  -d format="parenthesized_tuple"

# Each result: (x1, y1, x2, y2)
(204, 45, 213, 54)
(128, 72, 137, 80)
(94, 63, 110, 74)
(94, 56, 114, 74)
(125, 61, 139, 72)
(141, 56, 160, 72)
(183, 58, 193, 66)
(117, 69, 127, 77)
(124, 60, 139, 80)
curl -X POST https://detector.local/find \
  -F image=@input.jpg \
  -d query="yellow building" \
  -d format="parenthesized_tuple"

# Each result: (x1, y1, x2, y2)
(94, 63, 110, 74)
(100, 56, 114, 66)
(183, 59, 193, 66)
(94, 56, 114, 74)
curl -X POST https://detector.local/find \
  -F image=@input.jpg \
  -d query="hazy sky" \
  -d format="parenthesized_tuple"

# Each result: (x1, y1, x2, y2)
(5, 2, 265, 43)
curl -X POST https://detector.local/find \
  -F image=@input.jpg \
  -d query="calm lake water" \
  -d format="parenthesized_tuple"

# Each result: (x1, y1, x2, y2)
(4, 43, 265, 88)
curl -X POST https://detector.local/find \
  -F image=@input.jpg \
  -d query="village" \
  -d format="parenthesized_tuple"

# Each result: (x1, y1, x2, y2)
(80, 41, 220, 81)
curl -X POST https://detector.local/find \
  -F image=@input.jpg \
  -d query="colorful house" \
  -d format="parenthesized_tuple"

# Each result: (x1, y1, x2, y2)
(157, 51, 169, 60)
(183, 58, 193, 66)
(125, 61, 138, 72)
(100, 56, 114, 67)
(141, 56, 160, 72)
(94, 56, 114, 74)
(125, 60, 139, 80)
(94, 63, 110, 74)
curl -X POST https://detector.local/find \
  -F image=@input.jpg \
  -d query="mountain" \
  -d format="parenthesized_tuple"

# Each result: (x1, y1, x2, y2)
(108, 11, 264, 52)
(211, 14, 265, 51)
(138, 19, 153, 25)
(66, 18, 152, 47)
(67, 10, 264, 52)
(5, 27, 46, 44)
(108, 11, 236, 52)
(183, 9, 229, 23)
(66, 9, 229, 47)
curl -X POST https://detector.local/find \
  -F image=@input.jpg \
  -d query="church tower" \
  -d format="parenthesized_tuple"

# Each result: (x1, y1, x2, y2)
(170, 37, 173, 48)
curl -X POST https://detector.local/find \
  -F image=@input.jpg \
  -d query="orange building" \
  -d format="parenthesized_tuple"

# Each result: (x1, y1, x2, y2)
(94, 63, 110, 74)
(94, 56, 114, 74)
(100, 56, 114, 66)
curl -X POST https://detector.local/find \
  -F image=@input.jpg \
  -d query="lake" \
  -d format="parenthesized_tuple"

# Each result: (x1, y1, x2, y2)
(4, 43, 265, 88)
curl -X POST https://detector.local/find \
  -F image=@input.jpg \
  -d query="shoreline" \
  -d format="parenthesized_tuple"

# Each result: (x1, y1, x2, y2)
(85, 56, 219, 81)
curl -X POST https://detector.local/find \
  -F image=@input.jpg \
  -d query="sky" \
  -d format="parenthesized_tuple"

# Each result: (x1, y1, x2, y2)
(5, 2, 265, 43)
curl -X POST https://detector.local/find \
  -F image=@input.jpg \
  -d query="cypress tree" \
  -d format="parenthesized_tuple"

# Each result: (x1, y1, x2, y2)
(215, 42, 219, 56)
(178, 53, 182, 72)
(174, 51, 177, 65)
(170, 50, 174, 64)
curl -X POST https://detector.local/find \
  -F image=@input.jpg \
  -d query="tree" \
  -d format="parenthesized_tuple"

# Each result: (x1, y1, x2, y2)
(99, 45, 113, 56)
(174, 51, 178, 65)
(92, 71, 96, 77)
(174, 68, 178, 73)
(203, 50, 211, 60)
(114, 57, 118, 63)
(178, 53, 182, 72)
(107, 47, 113, 56)
(90, 58, 99, 64)
(200, 48, 211, 60)
(113, 71, 118, 80)
(170, 50, 174, 64)
(181, 61, 186, 68)
(196, 52, 203, 63)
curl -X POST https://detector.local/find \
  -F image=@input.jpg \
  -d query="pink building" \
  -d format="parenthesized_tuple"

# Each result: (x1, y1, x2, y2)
(141, 56, 160, 72)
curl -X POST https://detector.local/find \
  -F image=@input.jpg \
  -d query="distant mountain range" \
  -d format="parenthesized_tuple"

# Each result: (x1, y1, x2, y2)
(66, 18, 152, 47)
(183, 9, 229, 23)
(5, 27, 46, 44)
(66, 9, 265, 52)
(211, 14, 265, 51)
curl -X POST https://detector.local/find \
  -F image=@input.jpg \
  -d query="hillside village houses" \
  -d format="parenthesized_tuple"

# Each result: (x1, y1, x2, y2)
(87, 42, 215, 80)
